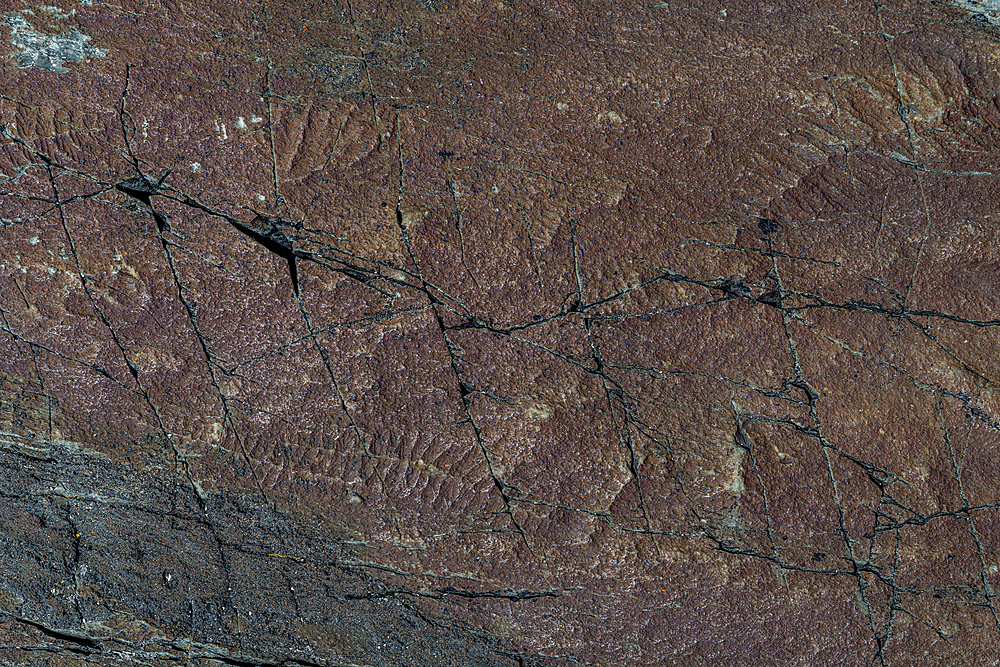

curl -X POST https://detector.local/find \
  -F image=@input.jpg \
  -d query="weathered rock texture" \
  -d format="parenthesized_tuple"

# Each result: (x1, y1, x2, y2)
(0, 435, 547, 666)
(3, 0, 1000, 665)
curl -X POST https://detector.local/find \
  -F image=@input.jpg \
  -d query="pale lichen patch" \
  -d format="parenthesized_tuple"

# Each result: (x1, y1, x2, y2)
(38, 5, 77, 19)
(723, 446, 746, 495)
(953, 0, 1000, 27)
(4, 13, 107, 73)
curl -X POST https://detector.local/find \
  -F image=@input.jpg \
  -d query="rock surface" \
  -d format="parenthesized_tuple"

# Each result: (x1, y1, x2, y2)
(3, 0, 1000, 664)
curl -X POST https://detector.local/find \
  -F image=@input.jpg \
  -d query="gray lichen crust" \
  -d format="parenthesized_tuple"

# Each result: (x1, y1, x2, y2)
(5, 13, 107, 73)
(953, 0, 1000, 26)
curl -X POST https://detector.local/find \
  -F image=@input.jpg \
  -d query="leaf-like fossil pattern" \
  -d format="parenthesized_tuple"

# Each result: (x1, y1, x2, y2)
(3, 0, 1000, 664)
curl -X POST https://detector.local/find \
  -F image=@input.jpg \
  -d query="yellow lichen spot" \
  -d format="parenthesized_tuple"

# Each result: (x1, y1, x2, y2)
(527, 402, 554, 420)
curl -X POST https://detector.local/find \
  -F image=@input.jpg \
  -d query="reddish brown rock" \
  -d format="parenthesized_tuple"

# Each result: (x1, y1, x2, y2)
(4, 0, 1000, 665)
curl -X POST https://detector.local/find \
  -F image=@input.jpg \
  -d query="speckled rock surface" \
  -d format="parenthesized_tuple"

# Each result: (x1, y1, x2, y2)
(3, 0, 1000, 665)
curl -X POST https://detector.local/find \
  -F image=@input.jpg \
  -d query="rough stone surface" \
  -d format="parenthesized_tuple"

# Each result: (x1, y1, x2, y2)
(3, 0, 1000, 665)
(0, 434, 547, 666)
